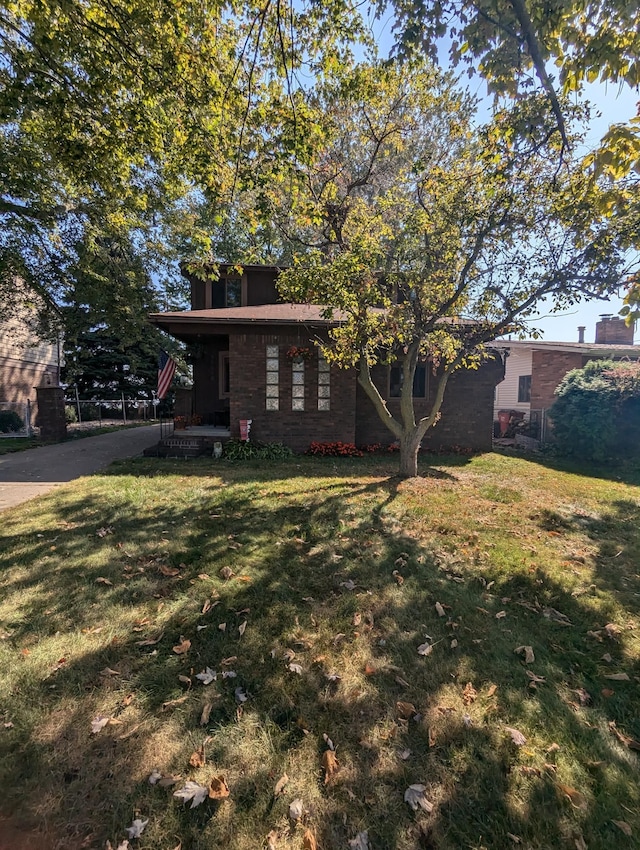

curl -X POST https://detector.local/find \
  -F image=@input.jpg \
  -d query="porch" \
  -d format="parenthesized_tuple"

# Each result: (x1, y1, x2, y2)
(144, 422, 231, 458)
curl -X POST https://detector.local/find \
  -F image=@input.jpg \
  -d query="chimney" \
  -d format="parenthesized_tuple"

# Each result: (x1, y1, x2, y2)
(595, 314, 634, 345)
(577, 326, 585, 343)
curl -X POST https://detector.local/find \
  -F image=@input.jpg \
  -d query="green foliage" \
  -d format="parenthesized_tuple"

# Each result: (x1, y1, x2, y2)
(64, 406, 77, 424)
(0, 410, 24, 433)
(270, 60, 633, 476)
(222, 440, 293, 461)
(550, 359, 640, 461)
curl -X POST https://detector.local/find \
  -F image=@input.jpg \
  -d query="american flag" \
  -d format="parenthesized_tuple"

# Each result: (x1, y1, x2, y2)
(157, 350, 176, 399)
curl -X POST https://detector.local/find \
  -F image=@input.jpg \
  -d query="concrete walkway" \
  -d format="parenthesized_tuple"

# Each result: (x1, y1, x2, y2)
(0, 424, 161, 512)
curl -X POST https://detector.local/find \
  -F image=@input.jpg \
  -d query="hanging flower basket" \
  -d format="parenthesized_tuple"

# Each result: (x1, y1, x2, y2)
(285, 346, 313, 364)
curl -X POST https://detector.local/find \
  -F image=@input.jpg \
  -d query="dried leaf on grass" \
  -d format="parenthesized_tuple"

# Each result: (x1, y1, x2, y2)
(462, 683, 477, 706)
(289, 798, 304, 821)
(172, 637, 191, 655)
(348, 831, 371, 850)
(396, 701, 417, 720)
(173, 780, 209, 808)
(505, 727, 527, 746)
(404, 784, 434, 813)
(322, 749, 339, 784)
(417, 643, 432, 656)
(125, 819, 148, 839)
(209, 775, 230, 799)
(557, 784, 588, 811)
(266, 830, 279, 850)
(604, 672, 630, 681)
(136, 632, 164, 647)
(189, 747, 206, 768)
(159, 565, 180, 577)
(100, 667, 120, 677)
(95, 577, 113, 586)
(609, 721, 640, 751)
(435, 602, 446, 617)
(612, 820, 633, 836)
(200, 702, 214, 726)
(238, 620, 247, 637)
(543, 607, 572, 626)
(196, 667, 217, 685)
(515, 645, 535, 664)
(302, 829, 317, 850)
(274, 773, 289, 796)
(90, 715, 110, 734)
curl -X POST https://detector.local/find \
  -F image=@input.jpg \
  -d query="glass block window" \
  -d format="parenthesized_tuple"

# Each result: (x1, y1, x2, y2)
(291, 359, 304, 410)
(318, 353, 330, 411)
(266, 346, 279, 411)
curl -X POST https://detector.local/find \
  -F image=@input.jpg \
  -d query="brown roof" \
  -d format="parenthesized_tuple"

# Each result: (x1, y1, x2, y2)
(493, 339, 640, 357)
(149, 303, 349, 327)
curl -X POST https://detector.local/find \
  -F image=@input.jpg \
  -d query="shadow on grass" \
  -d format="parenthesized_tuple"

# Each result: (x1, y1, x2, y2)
(0, 458, 638, 849)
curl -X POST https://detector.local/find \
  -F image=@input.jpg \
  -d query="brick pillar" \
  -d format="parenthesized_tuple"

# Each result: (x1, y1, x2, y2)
(35, 386, 67, 441)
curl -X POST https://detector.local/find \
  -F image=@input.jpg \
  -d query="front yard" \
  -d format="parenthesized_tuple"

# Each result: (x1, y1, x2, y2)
(0, 453, 638, 849)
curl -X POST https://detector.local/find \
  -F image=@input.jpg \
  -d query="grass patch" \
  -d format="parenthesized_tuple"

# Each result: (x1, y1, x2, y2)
(0, 453, 639, 849)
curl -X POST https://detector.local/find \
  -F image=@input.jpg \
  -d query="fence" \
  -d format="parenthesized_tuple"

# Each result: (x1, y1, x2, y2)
(64, 396, 159, 426)
(0, 400, 32, 437)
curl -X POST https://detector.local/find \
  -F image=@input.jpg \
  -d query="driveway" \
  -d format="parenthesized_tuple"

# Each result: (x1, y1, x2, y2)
(0, 424, 161, 511)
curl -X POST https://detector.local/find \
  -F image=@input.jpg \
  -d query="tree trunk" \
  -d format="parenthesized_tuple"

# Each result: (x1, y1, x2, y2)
(399, 429, 422, 478)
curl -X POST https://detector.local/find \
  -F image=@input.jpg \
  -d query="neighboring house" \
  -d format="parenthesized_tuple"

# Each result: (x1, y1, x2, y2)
(493, 316, 639, 433)
(0, 287, 62, 425)
(149, 265, 506, 453)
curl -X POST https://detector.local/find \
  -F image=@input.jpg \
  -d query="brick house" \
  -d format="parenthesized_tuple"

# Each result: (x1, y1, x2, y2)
(493, 316, 639, 434)
(149, 265, 505, 453)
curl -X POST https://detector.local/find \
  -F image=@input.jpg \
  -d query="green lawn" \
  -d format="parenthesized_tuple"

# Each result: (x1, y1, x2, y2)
(0, 453, 638, 850)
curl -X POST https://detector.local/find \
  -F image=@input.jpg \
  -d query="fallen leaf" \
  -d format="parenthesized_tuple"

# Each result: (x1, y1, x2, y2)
(543, 607, 572, 626)
(136, 632, 164, 647)
(486, 684, 498, 697)
(196, 667, 217, 685)
(601, 652, 613, 663)
(435, 602, 446, 617)
(396, 701, 417, 719)
(159, 565, 180, 577)
(125, 819, 148, 839)
(323, 732, 335, 750)
(507, 835, 521, 845)
(322, 749, 339, 784)
(91, 715, 110, 734)
(417, 642, 433, 656)
(274, 773, 289, 796)
(462, 683, 477, 705)
(399, 748, 412, 760)
(526, 670, 546, 685)
(352, 613, 362, 626)
(178, 675, 192, 686)
(302, 829, 317, 850)
(234, 686, 248, 704)
(266, 830, 279, 850)
(450, 638, 458, 649)
(505, 726, 526, 746)
(428, 727, 436, 748)
(219, 566, 234, 580)
(158, 774, 180, 787)
(238, 620, 247, 637)
(495, 610, 507, 619)
(612, 820, 632, 837)
(604, 623, 621, 640)
(609, 720, 640, 750)
(601, 688, 615, 698)
(148, 769, 162, 784)
(604, 672, 630, 681)
(574, 688, 591, 706)
(172, 637, 191, 655)
(289, 798, 304, 821)
(100, 667, 120, 677)
(515, 645, 535, 664)
(162, 695, 188, 711)
(218, 623, 227, 632)
(189, 747, 206, 768)
(209, 775, 230, 799)
(288, 663, 303, 675)
(392, 570, 404, 585)
(173, 780, 209, 808)
(95, 577, 113, 586)
(340, 580, 356, 591)
(348, 831, 371, 850)
(574, 833, 587, 850)
(557, 784, 588, 810)
(404, 784, 434, 813)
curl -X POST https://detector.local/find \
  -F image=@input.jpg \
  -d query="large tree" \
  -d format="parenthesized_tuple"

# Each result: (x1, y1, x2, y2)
(270, 62, 635, 476)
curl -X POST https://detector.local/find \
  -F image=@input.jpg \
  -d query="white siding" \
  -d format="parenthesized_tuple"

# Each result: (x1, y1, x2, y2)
(493, 347, 533, 417)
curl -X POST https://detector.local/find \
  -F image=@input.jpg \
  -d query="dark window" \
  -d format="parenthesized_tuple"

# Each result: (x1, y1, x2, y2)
(389, 363, 427, 398)
(211, 278, 242, 308)
(518, 375, 531, 403)
(225, 278, 241, 307)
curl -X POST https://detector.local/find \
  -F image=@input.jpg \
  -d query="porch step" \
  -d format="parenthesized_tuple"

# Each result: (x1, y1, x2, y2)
(143, 431, 230, 459)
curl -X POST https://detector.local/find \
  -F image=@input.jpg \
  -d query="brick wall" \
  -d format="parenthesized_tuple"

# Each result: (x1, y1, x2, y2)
(355, 355, 505, 451)
(530, 350, 585, 410)
(0, 356, 57, 422)
(228, 330, 357, 452)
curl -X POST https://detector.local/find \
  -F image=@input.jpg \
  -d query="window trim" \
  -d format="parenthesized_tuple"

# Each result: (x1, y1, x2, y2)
(517, 374, 532, 404)
(219, 351, 230, 398)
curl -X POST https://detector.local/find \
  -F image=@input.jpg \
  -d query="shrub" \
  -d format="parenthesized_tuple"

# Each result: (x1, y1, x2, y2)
(550, 359, 640, 462)
(222, 440, 294, 461)
(0, 410, 24, 433)
(65, 405, 78, 424)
